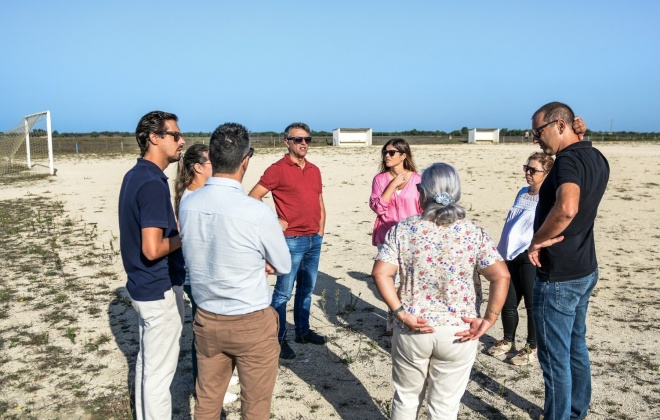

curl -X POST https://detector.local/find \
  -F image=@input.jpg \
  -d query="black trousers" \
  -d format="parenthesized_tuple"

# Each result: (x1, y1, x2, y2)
(502, 251, 537, 348)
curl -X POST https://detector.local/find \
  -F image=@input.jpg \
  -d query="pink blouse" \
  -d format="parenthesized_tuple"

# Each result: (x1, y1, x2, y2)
(369, 171, 422, 246)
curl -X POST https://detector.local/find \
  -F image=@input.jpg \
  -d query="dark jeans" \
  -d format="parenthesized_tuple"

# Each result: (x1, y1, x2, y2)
(183, 284, 199, 382)
(501, 252, 537, 348)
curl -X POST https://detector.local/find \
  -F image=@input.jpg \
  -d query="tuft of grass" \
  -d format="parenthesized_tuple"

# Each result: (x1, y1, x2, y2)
(65, 327, 77, 344)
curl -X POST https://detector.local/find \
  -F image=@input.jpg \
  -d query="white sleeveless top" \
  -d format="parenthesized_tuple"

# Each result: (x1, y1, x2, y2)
(497, 186, 539, 261)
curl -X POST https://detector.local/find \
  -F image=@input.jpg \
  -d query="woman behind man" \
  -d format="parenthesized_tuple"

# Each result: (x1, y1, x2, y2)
(369, 138, 422, 334)
(174, 144, 238, 409)
(372, 163, 510, 419)
(487, 152, 554, 365)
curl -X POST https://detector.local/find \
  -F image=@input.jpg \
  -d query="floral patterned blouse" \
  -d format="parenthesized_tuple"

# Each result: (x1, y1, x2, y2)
(376, 214, 502, 330)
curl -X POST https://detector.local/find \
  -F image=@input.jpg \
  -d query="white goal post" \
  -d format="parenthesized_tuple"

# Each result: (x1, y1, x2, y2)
(0, 110, 55, 176)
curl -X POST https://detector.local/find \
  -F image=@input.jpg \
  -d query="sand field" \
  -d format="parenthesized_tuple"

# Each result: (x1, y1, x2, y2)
(1, 142, 658, 419)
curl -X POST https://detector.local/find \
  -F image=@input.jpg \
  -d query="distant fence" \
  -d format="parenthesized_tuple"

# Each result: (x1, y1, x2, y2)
(47, 134, 659, 156)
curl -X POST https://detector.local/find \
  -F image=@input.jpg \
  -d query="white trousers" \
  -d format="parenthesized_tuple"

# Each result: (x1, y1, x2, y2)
(132, 286, 184, 420)
(391, 326, 478, 420)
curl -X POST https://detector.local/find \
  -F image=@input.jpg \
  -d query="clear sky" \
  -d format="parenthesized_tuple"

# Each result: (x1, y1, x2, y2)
(2, 1, 658, 133)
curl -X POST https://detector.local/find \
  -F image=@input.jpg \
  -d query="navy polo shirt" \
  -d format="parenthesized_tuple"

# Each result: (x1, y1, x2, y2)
(534, 141, 609, 282)
(118, 158, 185, 301)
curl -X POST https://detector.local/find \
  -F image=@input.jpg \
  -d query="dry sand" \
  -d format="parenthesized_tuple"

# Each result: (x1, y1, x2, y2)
(1, 142, 658, 419)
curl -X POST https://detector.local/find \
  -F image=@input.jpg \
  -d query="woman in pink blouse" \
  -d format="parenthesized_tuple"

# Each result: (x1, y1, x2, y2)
(372, 163, 509, 419)
(370, 138, 422, 335)
(370, 138, 422, 247)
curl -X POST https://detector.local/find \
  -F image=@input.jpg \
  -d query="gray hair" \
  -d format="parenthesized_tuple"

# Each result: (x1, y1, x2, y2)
(419, 163, 466, 226)
(284, 122, 310, 138)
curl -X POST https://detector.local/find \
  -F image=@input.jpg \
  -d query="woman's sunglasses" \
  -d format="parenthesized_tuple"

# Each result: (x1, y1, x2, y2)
(383, 150, 402, 157)
(523, 165, 546, 175)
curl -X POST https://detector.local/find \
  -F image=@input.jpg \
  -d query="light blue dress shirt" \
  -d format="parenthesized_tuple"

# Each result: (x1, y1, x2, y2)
(179, 177, 291, 315)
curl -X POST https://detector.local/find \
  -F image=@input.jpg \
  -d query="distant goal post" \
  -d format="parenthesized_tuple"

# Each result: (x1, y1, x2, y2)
(0, 110, 55, 176)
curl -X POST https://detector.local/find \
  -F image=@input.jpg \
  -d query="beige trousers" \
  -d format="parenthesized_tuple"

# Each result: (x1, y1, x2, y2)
(391, 326, 478, 420)
(132, 287, 184, 420)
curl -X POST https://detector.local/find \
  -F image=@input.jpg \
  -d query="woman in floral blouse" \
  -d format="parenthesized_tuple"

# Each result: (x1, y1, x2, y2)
(372, 163, 510, 419)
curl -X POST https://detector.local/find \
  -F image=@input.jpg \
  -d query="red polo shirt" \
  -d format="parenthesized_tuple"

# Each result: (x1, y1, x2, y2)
(258, 155, 323, 236)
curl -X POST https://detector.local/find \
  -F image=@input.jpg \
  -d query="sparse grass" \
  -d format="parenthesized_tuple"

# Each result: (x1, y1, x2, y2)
(0, 195, 122, 417)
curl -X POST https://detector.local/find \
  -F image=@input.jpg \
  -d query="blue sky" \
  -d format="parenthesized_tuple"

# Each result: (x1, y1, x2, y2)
(2, 1, 658, 133)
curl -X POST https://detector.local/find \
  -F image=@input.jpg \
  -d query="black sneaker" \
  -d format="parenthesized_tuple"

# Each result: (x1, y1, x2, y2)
(295, 329, 326, 345)
(279, 339, 296, 359)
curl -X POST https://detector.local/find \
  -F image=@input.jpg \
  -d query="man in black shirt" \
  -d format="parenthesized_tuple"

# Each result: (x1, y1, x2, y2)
(528, 101, 609, 420)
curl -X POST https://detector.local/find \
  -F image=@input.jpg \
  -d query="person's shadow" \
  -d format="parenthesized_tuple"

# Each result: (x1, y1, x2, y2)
(276, 271, 389, 419)
(462, 369, 543, 418)
(109, 287, 194, 419)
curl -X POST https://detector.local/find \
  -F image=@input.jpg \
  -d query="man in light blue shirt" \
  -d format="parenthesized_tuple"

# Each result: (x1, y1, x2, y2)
(179, 122, 290, 420)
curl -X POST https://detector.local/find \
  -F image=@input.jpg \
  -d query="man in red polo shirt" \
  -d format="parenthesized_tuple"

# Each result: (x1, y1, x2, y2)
(249, 122, 326, 360)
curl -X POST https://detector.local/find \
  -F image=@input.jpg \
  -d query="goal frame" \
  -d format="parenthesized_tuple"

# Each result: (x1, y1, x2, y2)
(23, 111, 55, 175)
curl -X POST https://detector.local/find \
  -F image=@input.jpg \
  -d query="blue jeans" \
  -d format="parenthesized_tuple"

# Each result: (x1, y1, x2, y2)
(271, 234, 323, 341)
(533, 269, 598, 420)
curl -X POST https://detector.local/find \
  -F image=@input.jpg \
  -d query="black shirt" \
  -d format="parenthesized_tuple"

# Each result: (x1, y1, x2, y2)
(534, 141, 609, 281)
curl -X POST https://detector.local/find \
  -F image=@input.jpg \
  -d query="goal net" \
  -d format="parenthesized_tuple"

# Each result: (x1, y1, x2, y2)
(0, 111, 55, 176)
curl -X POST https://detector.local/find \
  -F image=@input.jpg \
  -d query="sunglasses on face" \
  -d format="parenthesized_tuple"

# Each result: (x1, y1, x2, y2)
(523, 165, 546, 175)
(531, 119, 559, 138)
(161, 131, 183, 142)
(287, 136, 312, 144)
(383, 150, 402, 157)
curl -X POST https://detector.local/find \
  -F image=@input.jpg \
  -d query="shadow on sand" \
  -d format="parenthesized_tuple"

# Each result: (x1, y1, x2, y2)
(275, 271, 389, 419)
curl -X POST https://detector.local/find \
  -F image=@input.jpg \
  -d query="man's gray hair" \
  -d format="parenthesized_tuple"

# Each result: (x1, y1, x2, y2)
(284, 122, 310, 138)
(419, 163, 466, 226)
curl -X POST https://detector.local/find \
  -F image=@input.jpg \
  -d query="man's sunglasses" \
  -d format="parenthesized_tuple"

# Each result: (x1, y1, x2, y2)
(244, 147, 255, 159)
(523, 165, 546, 175)
(160, 131, 183, 142)
(383, 150, 402, 157)
(287, 136, 312, 144)
(531, 119, 558, 138)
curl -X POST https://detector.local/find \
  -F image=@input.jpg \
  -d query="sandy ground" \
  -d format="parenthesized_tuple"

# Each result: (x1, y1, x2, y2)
(1, 142, 659, 419)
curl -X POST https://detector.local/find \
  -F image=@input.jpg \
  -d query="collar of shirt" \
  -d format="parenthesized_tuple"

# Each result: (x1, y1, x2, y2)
(136, 158, 168, 180)
(205, 176, 243, 190)
(284, 154, 307, 168)
(558, 140, 592, 156)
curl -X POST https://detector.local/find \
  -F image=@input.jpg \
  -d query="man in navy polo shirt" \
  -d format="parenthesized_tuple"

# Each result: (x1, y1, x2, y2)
(249, 122, 326, 360)
(528, 102, 609, 420)
(118, 110, 186, 420)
